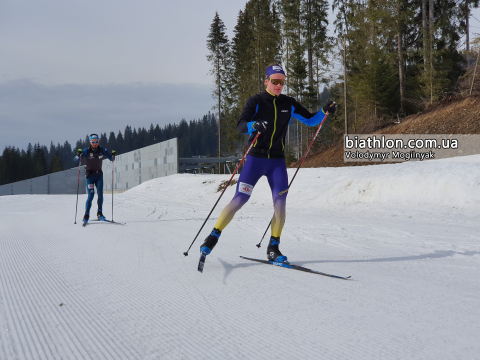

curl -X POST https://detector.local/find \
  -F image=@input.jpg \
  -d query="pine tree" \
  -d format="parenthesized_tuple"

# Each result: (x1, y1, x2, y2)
(107, 131, 116, 152)
(0, 151, 5, 185)
(32, 143, 48, 177)
(302, 0, 329, 111)
(100, 133, 108, 147)
(116, 131, 124, 154)
(62, 141, 73, 169)
(132, 128, 139, 150)
(225, 0, 283, 157)
(123, 126, 133, 152)
(207, 12, 231, 162)
(147, 124, 155, 146)
(49, 151, 64, 173)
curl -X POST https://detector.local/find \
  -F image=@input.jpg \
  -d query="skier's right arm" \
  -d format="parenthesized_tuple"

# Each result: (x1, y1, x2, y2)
(74, 149, 87, 162)
(237, 96, 259, 135)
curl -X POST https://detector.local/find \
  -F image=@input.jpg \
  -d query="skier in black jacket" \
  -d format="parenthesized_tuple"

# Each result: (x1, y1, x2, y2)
(74, 134, 115, 224)
(201, 63, 336, 262)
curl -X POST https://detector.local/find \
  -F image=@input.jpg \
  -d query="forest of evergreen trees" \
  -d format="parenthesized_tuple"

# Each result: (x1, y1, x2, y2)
(0, 113, 219, 186)
(206, 0, 479, 158)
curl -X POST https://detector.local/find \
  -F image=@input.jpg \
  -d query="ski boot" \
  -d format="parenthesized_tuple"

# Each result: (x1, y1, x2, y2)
(200, 228, 221, 255)
(97, 210, 105, 221)
(267, 236, 288, 263)
(83, 213, 89, 224)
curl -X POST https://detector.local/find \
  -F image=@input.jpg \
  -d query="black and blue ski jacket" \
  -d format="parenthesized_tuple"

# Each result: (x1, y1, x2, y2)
(237, 91, 327, 159)
(74, 146, 113, 177)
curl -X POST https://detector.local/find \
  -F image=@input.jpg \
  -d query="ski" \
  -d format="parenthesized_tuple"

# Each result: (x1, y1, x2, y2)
(82, 221, 88, 227)
(240, 256, 351, 280)
(99, 219, 126, 225)
(198, 251, 207, 273)
(82, 219, 126, 226)
(95, 218, 126, 225)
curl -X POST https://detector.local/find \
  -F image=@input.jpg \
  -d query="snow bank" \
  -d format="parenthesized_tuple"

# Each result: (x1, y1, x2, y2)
(126, 154, 480, 215)
(297, 154, 480, 213)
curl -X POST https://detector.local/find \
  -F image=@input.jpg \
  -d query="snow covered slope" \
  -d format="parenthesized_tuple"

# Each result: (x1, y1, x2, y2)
(1, 155, 479, 359)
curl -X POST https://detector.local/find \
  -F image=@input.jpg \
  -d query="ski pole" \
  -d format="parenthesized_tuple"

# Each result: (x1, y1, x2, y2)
(111, 150, 116, 221)
(183, 131, 261, 256)
(256, 111, 330, 248)
(74, 153, 82, 224)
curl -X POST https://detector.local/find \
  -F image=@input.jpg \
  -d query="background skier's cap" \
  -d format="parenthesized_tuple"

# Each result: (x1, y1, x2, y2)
(266, 65, 286, 79)
(89, 134, 99, 141)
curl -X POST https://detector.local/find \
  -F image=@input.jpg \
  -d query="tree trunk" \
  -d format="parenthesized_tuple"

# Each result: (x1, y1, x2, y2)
(286, 39, 290, 147)
(470, 50, 479, 95)
(296, 120, 300, 159)
(344, 36, 348, 135)
(307, 0, 313, 112)
(397, 0, 405, 111)
(422, 0, 427, 70)
(429, 0, 434, 104)
(257, 0, 261, 93)
(466, 2, 470, 67)
(217, 56, 221, 173)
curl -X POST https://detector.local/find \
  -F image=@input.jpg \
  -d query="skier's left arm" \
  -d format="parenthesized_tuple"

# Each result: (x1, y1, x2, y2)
(291, 100, 336, 126)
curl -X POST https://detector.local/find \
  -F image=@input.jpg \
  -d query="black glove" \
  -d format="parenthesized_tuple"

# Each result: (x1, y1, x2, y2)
(111, 150, 116, 156)
(252, 120, 268, 132)
(77, 149, 82, 156)
(322, 101, 336, 115)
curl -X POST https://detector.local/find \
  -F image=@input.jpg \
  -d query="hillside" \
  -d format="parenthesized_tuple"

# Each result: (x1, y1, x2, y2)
(295, 94, 480, 168)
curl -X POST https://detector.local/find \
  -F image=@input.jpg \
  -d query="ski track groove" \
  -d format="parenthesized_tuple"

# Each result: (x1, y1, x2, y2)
(4, 234, 58, 359)
(184, 274, 244, 359)
(0, 241, 29, 360)
(74, 218, 270, 359)
(3, 233, 101, 360)
(13, 231, 120, 360)
(16, 233, 82, 360)
(21, 223, 237, 359)
(1, 233, 136, 360)
(26, 232, 142, 360)
(1, 235, 55, 360)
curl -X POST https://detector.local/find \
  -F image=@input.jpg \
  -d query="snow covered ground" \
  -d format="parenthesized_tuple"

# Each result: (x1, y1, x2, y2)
(1, 155, 480, 360)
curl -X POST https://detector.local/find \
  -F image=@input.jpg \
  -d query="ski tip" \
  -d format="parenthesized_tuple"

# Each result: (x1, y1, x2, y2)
(198, 252, 207, 273)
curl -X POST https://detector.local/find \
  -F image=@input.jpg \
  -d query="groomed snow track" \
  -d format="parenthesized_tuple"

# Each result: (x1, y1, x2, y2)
(1, 155, 480, 359)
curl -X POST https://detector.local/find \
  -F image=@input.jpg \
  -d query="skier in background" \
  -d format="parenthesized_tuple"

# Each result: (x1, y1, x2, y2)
(200, 63, 336, 262)
(74, 134, 115, 224)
